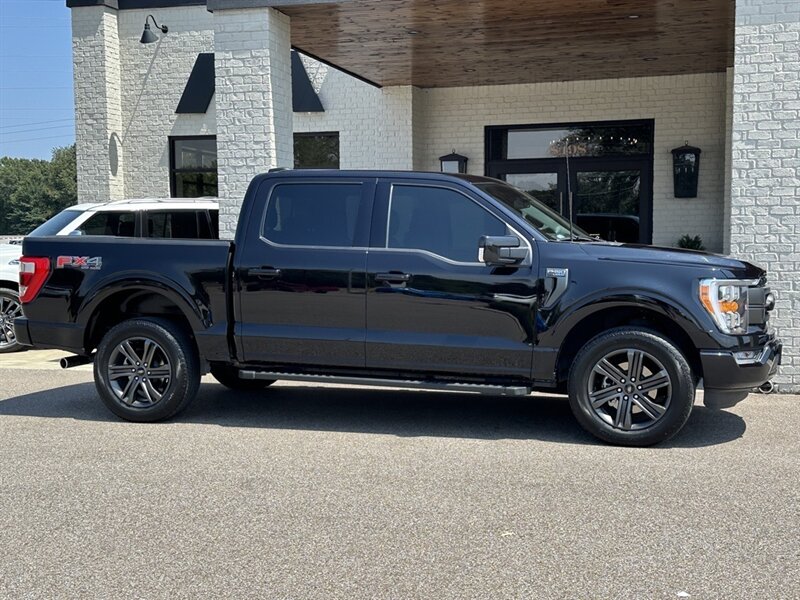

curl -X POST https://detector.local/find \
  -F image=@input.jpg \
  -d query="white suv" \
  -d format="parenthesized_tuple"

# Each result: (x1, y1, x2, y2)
(0, 198, 218, 353)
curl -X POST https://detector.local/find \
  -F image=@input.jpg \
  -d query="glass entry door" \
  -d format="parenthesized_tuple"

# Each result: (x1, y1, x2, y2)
(570, 158, 650, 244)
(485, 120, 654, 244)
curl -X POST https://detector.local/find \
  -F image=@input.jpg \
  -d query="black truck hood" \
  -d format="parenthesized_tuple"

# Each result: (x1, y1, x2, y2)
(579, 242, 765, 278)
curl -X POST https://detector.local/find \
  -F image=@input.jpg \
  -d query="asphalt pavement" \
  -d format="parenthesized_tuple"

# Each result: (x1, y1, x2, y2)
(0, 351, 798, 599)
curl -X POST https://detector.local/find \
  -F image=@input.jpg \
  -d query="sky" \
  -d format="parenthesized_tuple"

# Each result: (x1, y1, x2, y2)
(0, 0, 75, 160)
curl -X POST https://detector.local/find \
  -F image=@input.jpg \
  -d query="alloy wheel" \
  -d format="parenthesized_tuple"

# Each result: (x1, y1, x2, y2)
(107, 337, 172, 408)
(587, 348, 672, 431)
(0, 294, 22, 349)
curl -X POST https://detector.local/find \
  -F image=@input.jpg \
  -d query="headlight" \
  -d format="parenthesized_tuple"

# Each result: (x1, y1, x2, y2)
(699, 278, 759, 334)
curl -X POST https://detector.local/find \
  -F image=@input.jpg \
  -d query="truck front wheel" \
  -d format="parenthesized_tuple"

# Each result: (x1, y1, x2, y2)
(568, 327, 695, 446)
(94, 318, 201, 422)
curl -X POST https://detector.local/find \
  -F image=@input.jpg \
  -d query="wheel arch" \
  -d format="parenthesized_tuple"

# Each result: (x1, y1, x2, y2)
(0, 279, 18, 292)
(554, 300, 704, 387)
(81, 282, 203, 355)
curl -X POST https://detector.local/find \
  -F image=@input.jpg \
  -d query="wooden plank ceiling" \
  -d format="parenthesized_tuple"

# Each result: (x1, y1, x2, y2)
(276, 0, 735, 88)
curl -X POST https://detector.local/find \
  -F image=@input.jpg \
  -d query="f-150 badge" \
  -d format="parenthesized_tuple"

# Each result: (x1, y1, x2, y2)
(56, 256, 102, 270)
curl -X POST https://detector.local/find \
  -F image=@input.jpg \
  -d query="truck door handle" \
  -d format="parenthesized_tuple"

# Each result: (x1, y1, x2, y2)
(249, 267, 282, 279)
(375, 272, 411, 283)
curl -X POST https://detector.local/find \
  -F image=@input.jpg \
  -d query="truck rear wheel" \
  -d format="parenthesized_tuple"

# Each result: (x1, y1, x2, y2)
(568, 327, 695, 446)
(94, 318, 200, 422)
(210, 364, 275, 391)
(0, 288, 24, 354)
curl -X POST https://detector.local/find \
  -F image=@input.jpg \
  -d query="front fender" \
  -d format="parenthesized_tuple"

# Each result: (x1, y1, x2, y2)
(543, 289, 710, 348)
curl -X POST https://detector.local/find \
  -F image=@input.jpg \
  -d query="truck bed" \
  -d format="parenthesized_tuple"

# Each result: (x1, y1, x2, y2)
(17, 236, 232, 360)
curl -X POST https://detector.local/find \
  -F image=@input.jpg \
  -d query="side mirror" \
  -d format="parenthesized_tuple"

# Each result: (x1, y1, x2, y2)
(480, 235, 527, 266)
(68, 230, 83, 236)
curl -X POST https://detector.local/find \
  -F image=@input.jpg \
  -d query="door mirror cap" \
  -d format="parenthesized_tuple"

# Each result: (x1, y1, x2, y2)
(480, 235, 527, 266)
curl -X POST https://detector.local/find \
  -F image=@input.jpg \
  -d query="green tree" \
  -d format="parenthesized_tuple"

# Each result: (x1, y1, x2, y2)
(0, 144, 77, 235)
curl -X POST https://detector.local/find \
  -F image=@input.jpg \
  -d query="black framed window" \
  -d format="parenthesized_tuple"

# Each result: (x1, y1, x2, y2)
(294, 132, 340, 169)
(170, 136, 218, 197)
(485, 120, 654, 244)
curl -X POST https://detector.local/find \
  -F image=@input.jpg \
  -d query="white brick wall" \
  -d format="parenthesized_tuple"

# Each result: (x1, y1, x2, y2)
(72, 6, 125, 203)
(214, 7, 293, 238)
(294, 55, 384, 168)
(731, 0, 800, 391)
(412, 74, 728, 251)
(116, 6, 216, 199)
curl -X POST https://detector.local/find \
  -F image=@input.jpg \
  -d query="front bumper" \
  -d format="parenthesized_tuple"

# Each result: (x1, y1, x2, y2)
(700, 336, 782, 409)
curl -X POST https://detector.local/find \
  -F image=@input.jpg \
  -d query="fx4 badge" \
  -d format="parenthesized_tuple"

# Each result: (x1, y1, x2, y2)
(56, 256, 103, 270)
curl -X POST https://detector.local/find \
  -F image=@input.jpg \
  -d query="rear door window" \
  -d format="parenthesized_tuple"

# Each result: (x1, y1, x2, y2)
(262, 183, 364, 247)
(145, 211, 214, 239)
(76, 211, 136, 237)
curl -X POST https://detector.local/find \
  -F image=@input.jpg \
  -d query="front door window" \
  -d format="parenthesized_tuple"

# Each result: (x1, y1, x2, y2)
(486, 120, 653, 244)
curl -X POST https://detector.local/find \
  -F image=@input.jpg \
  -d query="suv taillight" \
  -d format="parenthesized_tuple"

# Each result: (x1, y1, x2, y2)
(19, 257, 50, 303)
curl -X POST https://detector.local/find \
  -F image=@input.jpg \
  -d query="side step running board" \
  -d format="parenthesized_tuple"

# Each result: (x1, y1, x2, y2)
(239, 370, 531, 396)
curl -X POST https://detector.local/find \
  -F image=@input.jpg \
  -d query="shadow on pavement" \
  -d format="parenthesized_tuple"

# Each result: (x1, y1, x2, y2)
(0, 381, 746, 447)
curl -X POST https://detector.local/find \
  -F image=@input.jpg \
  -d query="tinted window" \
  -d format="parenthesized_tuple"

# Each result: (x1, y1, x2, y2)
(262, 183, 362, 247)
(146, 211, 214, 239)
(28, 209, 82, 236)
(170, 137, 218, 197)
(388, 186, 506, 262)
(77, 212, 136, 237)
(294, 133, 340, 169)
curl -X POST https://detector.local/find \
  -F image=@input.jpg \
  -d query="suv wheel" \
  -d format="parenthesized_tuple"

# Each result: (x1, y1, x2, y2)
(0, 288, 24, 354)
(568, 327, 695, 446)
(94, 318, 200, 422)
(210, 364, 275, 391)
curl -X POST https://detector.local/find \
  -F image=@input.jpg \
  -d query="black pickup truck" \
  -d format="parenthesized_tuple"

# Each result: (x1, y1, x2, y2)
(14, 170, 780, 446)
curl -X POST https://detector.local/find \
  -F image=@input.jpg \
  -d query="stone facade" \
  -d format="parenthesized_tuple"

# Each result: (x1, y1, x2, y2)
(71, 6, 125, 203)
(730, 0, 800, 391)
(213, 6, 293, 238)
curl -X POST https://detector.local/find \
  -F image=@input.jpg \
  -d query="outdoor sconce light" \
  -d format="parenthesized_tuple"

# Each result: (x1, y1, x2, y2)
(140, 15, 168, 44)
(671, 142, 701, 198)
(439, 151, 468, 174)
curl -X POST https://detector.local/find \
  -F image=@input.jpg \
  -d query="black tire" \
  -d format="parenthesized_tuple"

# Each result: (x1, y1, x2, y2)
(210, 364, 276, 391)
(0, 288, 24, 354)
(93, 318, 200, 422)
(568, 327, 695, 447)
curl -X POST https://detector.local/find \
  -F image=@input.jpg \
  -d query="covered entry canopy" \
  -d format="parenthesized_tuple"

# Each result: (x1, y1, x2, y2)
(271, 0, 735, 88)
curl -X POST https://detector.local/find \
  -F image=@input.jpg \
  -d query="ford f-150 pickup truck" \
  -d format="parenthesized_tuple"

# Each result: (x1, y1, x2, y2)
(14, 170, 781, 446)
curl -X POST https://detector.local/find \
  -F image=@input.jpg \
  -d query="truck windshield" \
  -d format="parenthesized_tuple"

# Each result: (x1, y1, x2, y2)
(28, 209, 82, 236)
(476, 182, 592, 241)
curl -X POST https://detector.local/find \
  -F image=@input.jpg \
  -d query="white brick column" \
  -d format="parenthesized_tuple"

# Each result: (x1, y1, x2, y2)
(376, 86, 417, 170)
(213, 7, 293, 238)
(71, 5, 125, 203)
(730, 0, 800, 391)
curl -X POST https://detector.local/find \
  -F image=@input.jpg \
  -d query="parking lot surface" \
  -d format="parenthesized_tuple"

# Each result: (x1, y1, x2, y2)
(1, 352, 798, 599)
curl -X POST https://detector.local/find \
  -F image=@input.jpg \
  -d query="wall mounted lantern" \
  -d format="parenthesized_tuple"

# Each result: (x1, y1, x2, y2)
(671, 142, 701, 198)
(140, 15, 168, 44)
(439, 151, 468, 174)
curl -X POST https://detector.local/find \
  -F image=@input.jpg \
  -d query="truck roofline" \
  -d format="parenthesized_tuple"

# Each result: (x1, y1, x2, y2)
(257, 169, 499, 185)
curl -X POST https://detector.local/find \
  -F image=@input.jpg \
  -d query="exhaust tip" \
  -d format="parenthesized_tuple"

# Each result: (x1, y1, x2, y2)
(758, 380, 775, 394)
(60, 354, 93, 369)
